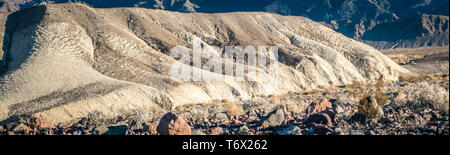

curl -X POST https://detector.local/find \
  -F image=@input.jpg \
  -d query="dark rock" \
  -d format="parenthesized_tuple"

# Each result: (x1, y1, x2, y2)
(350, 113, 367, 125)
(312, 124, 333, 135)
(304, 113, 333, 127)
(157, 112, 192, 135)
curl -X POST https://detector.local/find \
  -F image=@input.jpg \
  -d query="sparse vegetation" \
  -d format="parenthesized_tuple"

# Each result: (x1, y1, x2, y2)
(399, 74, 430, 82)
(407, 81, 449, 112)
(224, 102, 244, 117)
(304, 89, 320, 95)
(357, 76, 389, 119)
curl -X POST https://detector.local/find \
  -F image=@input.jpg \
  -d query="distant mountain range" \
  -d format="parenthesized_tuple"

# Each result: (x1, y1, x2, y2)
(1, 0, 449, 49)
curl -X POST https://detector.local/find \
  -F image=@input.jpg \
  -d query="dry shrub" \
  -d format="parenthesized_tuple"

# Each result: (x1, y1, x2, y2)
(357, 76, 388, 119)
(358, 95, 382, 119)
(304, 89, 320, 95)
(407, 81, 449, 112)
(225, 102, 244, 117)
(399, 74, 429, 83)
(351, 81, 362, 89)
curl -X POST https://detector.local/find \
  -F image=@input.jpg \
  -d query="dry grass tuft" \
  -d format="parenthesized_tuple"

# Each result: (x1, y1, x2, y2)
(399, 74, 430, 83)
(304, 89, 320, 95)
(225, 102, 244, 117)
(357, 76, 388, 119)
(407, 81, 449, 112)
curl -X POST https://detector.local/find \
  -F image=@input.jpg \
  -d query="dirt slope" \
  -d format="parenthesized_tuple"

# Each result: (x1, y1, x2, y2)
(0, 3, 410, 125)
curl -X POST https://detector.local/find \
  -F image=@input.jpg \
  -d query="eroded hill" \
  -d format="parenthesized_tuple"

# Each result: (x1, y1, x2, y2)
(0, 3, 410, 125)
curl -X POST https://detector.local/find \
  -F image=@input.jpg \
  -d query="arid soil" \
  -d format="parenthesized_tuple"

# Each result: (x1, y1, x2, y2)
(1, 72, 448, 135)
(382, 46, 449, 74)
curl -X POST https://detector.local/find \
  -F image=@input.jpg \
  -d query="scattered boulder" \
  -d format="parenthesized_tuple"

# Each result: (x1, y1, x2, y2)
(214, 113, 228, 120)
(11, 124, 30, 134)
(322, 109, 336, 123)
(278, 125, 302, 135)
(93, 124, 109, 135)
(312, 124, 333, 135)
(237, 125, 250, 135)
(191, 129, 206, 135)
(261, 108, 285, 128)
(304, 113, 332, 127)
(307, 99, 333, 114)
(210, 127, 224, 135)
(30, 117, 54, 129)
(157, 112, 191, 135)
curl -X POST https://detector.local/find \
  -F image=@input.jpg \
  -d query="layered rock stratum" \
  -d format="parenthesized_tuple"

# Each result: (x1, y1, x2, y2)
(0, 3, 410, 125)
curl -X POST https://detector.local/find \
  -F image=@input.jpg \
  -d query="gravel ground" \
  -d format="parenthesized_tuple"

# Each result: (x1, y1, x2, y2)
(1, 74, 448, 135)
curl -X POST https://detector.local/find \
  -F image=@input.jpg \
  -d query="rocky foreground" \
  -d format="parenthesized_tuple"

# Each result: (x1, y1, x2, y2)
(1, 73, 448, 135)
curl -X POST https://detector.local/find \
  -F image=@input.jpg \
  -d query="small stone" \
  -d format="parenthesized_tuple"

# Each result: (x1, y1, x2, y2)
(94, 125, 109, 135)
(322, 109, 336, 123)
(350, 131, 364, 135)
(232, 120, 243, 125)
(304, 113, 332, 127)
(278, 125, 302, 135)
(261, 108, 285, 128)
(366, 130, 376, 135)
(307, 99, 332, 114)
(215, 113, 228, 120)
(157, 112, 192, 135)
(210, 127, 224, 135)
(191, 129, 206, 135)
(238, 125, 249, 135)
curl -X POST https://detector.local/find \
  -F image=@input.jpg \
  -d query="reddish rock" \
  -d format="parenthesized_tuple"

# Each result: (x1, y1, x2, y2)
(12, 124, 30, 134)
(210, 127, 224, 135)
(30, 117, 54, 129)
(307, 99, 333, 114)
(157, 112, 191, 135)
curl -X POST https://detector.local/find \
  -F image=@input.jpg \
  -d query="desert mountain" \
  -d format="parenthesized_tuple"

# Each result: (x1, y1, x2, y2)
(0, 0, 449, 49)
(0, 3, 409, 125)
